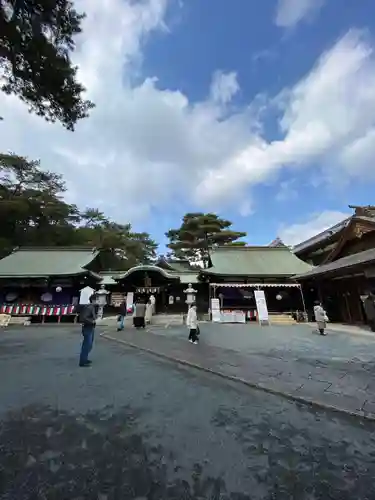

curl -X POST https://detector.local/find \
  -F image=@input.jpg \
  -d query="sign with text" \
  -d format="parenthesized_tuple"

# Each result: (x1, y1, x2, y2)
(126, 292, 134, 313)
(211, 298, 221, 322)
(254, 290, 269, 324)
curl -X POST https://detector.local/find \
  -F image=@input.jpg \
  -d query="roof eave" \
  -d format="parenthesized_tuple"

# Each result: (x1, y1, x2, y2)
(200, 270, 303, 278)
(0, 269, 95, 279)
(293, 218, 351, 254)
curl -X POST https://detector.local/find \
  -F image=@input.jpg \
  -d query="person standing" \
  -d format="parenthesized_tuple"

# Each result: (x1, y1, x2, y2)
(79, 295, 97, 367)
(314, 300, 328, 336)
(117, 298, 127, 331)
(363, 292, 375, 332)
(149, 294, 156, 314)
(145, 299, 153, 325)
(133, 299, 146, 328)
(187, 304, 199, 344)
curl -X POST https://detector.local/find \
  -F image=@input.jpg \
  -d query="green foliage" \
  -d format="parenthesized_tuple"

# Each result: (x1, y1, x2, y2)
(166, 212, 246, 266)
(0, 153, 158, 268)
(0, 0, 94, 129)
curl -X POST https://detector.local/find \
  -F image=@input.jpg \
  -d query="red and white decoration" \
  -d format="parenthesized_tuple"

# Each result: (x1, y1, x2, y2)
(0, 304, 76, 316)
(209, 283, 301, 287)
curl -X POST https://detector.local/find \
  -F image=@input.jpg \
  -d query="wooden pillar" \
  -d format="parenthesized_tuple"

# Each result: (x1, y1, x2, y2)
(208, 283, 212, 319)
(298, 285, 307, 320)
(343, 292, 351, 323)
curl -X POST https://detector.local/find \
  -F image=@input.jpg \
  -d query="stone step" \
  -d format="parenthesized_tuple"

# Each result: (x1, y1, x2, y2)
(269, 314, 297, 325)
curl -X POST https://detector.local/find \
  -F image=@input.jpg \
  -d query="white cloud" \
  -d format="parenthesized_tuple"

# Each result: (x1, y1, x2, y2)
(278, 210, 350, 246)
(275, 179, 298, 202)
(0, 2, 374, 228)
(210, 71, 239, 105)
(339, 127, 375, 178)
(0, 0, 248, 222)
(196, 30, 375, 206)
(275, 0, 325, 28)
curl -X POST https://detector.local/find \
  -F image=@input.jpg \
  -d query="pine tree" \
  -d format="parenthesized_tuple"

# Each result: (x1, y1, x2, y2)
(166, 212, 246, 267)
(0, 0, 94, 129)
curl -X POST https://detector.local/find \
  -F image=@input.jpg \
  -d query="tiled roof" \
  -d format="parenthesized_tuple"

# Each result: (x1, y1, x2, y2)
(0, 247, 99, 278)
(203, 246, 312, 277)
(294, 248, 375, 280)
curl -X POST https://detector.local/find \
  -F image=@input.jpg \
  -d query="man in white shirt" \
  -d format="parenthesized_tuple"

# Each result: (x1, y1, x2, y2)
(314, 300, 328, 336)
(186, 304, 199, 344)
(149, 294, 156, 314)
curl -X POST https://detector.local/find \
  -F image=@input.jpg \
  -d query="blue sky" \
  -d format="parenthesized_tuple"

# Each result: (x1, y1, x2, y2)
(1, 0, 375, 251)
(140, 0, 375, 249)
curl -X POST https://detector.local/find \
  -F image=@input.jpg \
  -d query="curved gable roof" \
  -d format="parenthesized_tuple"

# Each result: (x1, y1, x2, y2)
(115, 265, 180, 280)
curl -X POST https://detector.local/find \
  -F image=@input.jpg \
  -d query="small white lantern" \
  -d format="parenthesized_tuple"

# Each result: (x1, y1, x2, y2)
(56, 286, 62, 293)
(184, 283, 197, 307)
(276, 294, 282, 301)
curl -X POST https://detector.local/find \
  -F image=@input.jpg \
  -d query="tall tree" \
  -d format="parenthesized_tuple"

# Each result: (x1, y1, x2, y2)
(127, 231, 158, 267)
(0, 0, 94, 129)
(0, 153, 79, 253)
(78, 212, 157, 269)
(0, 153, 159, 267)
(166, 212, 246, 266)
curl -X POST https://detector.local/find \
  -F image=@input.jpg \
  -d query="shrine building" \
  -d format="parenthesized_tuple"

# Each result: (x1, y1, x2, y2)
(294, 205, 375, 325)
(0, 244, 312, 323)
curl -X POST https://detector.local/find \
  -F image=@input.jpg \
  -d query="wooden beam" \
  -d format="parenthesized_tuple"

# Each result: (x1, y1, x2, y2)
(323, 216, 375, 264)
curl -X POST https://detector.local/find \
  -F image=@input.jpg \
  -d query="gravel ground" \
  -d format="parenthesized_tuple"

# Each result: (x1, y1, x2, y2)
(1, 326, 375, 499)
(143, 322, 375, 363)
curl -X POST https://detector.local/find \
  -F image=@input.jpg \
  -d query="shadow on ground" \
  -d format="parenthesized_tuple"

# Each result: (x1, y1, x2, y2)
(0, 404, 252, 500)
(1, 327, 375, 499)
(1, 402, 374, 500)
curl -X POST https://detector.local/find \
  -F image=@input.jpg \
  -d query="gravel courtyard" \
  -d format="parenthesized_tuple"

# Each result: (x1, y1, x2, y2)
(145, 321, 375, 363)
(1, 326, 375, 499)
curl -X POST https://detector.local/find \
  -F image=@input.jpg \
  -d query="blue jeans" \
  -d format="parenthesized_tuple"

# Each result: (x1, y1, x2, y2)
(118, 315, 125, 330)
(80, 324, 95, 365)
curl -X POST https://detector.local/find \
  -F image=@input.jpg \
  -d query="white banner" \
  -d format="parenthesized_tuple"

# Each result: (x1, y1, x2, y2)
(126, 292, 134, 313)
(211, 298, 221, 322)
(79, 286, 95, 305)
(254, 290, 269, 323)
(211, 298, 220, 310)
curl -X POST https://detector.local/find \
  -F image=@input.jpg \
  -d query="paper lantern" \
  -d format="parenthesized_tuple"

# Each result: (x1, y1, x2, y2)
(41, 292, 53, 302)
(56, 286, 62, 292)
(276, 294, 282, 301)
(5, 292, 18, 302)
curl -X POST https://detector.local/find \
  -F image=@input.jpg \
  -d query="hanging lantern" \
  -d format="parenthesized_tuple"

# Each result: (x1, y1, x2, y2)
(56, 286, 62, 293)
(5, 292, 18, 302)
(276, 294, 282, 301)
(41, 292, 53, 302)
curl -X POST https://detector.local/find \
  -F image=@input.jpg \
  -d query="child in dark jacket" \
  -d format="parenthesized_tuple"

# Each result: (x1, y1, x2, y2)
(117, 299, 127, 331)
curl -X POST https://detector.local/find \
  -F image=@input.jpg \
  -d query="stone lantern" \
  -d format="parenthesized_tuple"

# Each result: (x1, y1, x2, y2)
(184, 283, 197, 310)
(95, 284, 109, 320)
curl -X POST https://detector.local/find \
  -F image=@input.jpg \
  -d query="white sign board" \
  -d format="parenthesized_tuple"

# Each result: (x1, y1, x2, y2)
(211, 298, 221, 322)
(254, 290, 269, 323)
(211, 298, 220, 310)
(79, 286, 95, 305)
(126, 292, 134, 312)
